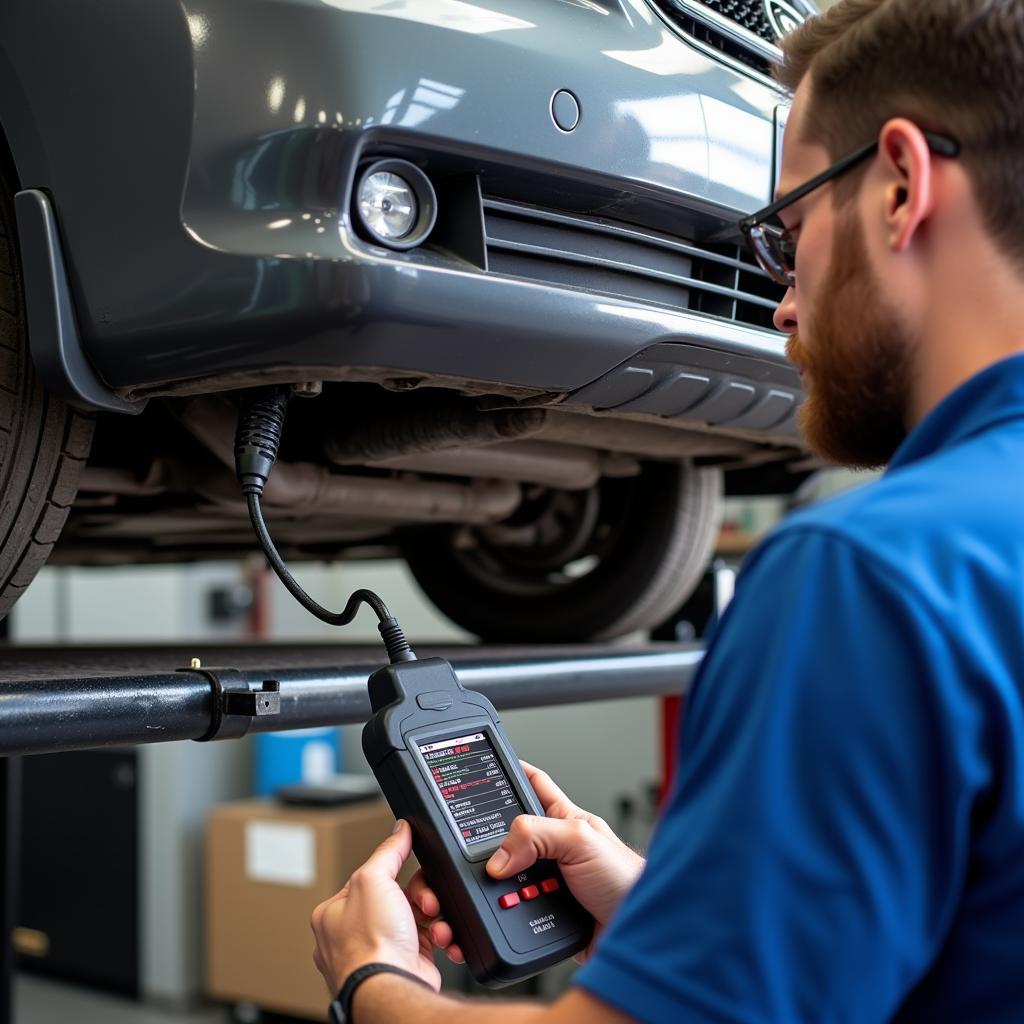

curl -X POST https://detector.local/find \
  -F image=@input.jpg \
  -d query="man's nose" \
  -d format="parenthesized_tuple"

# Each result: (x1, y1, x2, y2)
(773, 287, 798, 334)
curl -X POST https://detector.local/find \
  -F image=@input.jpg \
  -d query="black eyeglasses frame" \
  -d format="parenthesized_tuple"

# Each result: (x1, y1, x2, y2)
(738, 130, 961, 286)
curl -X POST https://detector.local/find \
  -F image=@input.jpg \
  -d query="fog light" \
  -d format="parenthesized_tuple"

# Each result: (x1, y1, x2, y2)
(358, 171, 418, 241)
(353, 159, 437, 251)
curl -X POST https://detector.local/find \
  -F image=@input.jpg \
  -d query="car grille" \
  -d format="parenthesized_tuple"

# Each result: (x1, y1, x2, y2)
(649, 0, 782, 77)
(697, 0, 777, 45)
(481, 197, 783, 334)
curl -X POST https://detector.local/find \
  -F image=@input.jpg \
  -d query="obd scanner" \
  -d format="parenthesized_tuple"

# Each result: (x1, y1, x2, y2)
(233, 386, 592, 986)
(362, 657, 593, 986)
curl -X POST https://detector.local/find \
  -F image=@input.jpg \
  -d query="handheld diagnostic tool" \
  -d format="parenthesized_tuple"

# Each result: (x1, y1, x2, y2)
(362, 657, 593, 987)
(234, 387, 591, 986)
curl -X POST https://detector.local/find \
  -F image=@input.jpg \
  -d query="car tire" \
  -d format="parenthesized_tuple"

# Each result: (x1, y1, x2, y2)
(403, 460, 722, 643)
(0, 169, 94, 618)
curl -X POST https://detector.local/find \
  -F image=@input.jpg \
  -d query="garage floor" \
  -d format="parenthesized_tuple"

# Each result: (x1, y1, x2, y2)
(16, 975, 232, 1024)
(15, 968, 566, 1023)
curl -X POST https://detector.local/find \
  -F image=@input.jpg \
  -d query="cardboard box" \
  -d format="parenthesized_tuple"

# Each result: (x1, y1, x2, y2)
(205, 798, 413, 1020)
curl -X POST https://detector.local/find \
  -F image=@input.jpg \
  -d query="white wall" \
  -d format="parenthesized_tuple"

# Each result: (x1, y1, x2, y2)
(11, 562, 255, 643)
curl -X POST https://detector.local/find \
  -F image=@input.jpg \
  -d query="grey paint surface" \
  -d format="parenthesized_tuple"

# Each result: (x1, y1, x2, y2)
(0, 0, 801, 438)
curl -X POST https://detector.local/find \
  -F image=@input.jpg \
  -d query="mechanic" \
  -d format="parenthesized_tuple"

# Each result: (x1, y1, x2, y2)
(310, 0, 1024, 1019)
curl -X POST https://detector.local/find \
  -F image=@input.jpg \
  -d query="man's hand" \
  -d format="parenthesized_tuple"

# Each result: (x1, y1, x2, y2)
(408, 761, 645, 964)
(310, 820, 440, 995)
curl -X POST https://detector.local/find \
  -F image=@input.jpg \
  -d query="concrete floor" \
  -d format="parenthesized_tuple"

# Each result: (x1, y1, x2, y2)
(16, 975, 234, 1024)
(15, 964, 573, 1022)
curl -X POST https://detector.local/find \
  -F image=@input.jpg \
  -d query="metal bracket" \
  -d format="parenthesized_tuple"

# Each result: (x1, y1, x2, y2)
(13, 189, 146, 416)
(187, 667, 281, 742)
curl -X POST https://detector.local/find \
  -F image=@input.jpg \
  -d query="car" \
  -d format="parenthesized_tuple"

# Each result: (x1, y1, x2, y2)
(0, 0, 815, 643)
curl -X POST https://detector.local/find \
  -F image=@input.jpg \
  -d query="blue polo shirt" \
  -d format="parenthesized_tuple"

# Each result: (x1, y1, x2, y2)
(576, 354, 1024, 1023)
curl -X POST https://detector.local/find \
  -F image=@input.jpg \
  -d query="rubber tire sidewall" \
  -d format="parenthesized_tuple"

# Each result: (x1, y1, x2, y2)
(403, 461, 722, 643)
(0, 169, 94, 618)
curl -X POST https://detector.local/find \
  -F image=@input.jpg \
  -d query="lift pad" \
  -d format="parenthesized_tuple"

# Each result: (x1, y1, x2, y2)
(0, 643, 704, 757)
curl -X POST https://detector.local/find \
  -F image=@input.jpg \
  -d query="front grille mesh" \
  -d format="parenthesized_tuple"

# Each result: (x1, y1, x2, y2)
(699, 0, 776, 45)
(481, 198, 782, 333)
(650, 0, 777, 76)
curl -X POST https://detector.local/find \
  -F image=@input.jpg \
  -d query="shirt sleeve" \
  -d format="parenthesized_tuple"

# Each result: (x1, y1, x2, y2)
(575, 526, 983, 1024)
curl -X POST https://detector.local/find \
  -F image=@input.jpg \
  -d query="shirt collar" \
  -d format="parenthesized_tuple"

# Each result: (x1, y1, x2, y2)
(887, 352, 1024, 472)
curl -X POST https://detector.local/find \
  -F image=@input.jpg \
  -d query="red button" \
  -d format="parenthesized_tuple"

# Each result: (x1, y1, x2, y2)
(519, 884, 540, 901)
(540, 878, 559, 894)
(498, 892, 520, 910)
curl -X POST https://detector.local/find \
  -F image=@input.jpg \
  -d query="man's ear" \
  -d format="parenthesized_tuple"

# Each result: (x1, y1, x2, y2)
(878, 117, 934, 253)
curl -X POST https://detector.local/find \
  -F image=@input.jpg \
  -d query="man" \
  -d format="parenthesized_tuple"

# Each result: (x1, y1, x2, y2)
(310, 0, 1024, 1019)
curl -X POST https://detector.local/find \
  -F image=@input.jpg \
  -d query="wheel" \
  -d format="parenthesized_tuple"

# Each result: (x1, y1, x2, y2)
(0, 164, 94, 617)
(403, 461, 722, 642)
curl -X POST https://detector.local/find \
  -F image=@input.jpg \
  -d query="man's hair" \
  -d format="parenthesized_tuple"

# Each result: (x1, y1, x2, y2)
(776, 0, 1024, 262)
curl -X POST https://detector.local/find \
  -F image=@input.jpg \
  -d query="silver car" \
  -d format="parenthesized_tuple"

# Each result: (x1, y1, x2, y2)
(0, 0, 814, 641)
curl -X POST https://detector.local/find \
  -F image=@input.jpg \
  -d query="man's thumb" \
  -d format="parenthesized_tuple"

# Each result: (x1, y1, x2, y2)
(364, 818, 412, 880)
(486, 815, 590, 879)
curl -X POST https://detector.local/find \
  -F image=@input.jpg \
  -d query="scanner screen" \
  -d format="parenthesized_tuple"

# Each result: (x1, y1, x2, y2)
(419, 732, 526, 848)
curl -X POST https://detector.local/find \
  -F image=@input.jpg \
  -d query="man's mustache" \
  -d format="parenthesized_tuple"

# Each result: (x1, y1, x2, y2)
(786, 333, 809, 372)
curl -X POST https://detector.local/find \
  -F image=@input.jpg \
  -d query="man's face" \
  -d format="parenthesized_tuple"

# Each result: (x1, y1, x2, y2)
(787, 210, 916, 468)
(773, 85, 917, 469)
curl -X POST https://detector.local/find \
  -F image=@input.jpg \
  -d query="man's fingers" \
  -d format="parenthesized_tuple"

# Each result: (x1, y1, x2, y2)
(406, 869, 441, 918)
(407, 896, 434, 931)
(424, 918, 464, 963)
(429, 919, 455, 949)
(426, 919, 464, 963)
(486, 814, 595, 878)
(418, 923, 436, 962)
(519, 761, 618, 840)
(353, 819, 412, 884)
(519, 760, 576, 817)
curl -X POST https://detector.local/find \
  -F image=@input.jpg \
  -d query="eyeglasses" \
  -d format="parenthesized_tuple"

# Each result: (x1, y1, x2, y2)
(738, 131, 961, 287)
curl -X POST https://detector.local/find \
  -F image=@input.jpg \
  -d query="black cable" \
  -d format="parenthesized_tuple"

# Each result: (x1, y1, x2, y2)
(235, 387, 416, 664)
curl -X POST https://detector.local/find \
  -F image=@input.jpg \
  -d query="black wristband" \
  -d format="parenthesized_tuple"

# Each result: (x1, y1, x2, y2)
(329, 962, 430, 1023)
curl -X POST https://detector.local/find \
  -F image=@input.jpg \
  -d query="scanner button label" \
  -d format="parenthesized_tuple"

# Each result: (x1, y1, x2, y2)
(530, 913, 556, 935)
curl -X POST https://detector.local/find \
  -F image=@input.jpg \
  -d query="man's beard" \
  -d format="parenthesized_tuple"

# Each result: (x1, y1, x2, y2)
(786, 214, 916, 469)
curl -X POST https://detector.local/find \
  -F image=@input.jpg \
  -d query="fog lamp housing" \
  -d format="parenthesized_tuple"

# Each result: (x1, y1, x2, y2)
(353, 159, 437, 251)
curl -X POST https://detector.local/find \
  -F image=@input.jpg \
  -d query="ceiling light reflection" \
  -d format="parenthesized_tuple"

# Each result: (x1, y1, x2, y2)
(317, 0, 533, 34)
(267, 77, 286, 114)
